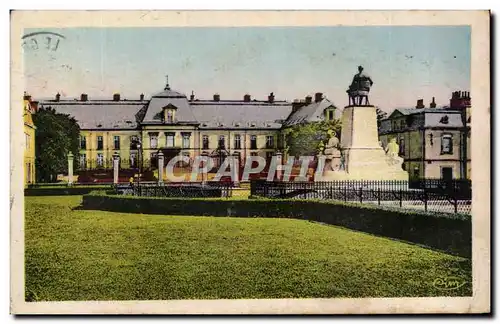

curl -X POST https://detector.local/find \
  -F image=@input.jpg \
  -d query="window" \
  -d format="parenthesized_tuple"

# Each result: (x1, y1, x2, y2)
(113, 136, 120, 150)
(150, 153, 158, 169)
(182, 133, 190, 149)
(399, 119, 405, 130)
(328, 110, 334, 121)
(234, 134, 241, 149)
(266, 135, 274, 149)
(441, 134, 453, 154)
(97, 136, 103, 150)
(25, 133, 30, 149)
(392, 120, 399, 131)
(80, 136, 86, 150)
(250, 135, 257, 149)
(218, 135, 225, 149)
(150, 133, 158, 149)
(166, 110, 174, 123)
(130, 136, 138, 150)
(413, 167, 420, 179)
(398, 137, 405, 156)
(79, 154, 86, 169)
(26, 163, 31, 183)
(202, 135, 209, 149)
(130, 152, 137, 168)
(97, 153, 104, 167)
(165, 132, 175, 148)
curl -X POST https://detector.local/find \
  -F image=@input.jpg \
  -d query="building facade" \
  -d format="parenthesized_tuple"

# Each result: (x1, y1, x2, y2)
(23, 95, 36, 184)
(36, 83, 340, 174)
(378, 91, 471, 180)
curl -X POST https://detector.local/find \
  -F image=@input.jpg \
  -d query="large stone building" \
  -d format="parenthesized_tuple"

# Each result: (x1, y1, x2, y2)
(23, 94, 36, 184)
(378, 91, 471, 180)
(36, 82, 340, 173)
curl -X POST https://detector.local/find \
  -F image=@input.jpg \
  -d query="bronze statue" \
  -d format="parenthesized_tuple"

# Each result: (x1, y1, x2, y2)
(347, 66, 374, 106)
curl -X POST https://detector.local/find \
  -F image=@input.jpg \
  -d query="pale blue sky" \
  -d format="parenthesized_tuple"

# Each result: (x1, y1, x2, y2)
(23, 26, 470, 112)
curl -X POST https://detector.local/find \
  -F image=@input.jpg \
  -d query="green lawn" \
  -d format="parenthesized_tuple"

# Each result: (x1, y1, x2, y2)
(25, 195, 472, 301)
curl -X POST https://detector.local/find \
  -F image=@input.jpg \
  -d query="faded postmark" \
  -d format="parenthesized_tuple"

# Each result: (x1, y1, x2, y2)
(21, 31, 65, 52)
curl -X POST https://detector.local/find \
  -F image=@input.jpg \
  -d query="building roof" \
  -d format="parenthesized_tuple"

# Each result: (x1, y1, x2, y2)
(389, 107, 456, 117)
(190, 101, 293, 129)
(37, 101, 145, 129)
(283, 98, 340, 127)
(140, 86, 198, 124)
(382, 107, 465, 130)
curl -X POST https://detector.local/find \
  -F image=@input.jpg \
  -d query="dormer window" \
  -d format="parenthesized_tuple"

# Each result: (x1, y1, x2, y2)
(162, 104, 177, 124)
(324, 106, 336, 121)
(439, 115, 449, 124)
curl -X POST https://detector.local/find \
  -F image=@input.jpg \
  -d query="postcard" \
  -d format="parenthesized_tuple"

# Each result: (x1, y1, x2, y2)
(10, 10, 490, 314)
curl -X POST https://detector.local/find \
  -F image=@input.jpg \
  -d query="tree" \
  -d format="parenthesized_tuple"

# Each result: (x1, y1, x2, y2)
(32, 107, 80, 183)
(376, 108, 388, 127)
(283, 120, 342, 158)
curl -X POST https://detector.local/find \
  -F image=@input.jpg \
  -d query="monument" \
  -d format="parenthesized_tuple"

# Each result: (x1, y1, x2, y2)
(320, 66, 408, 181)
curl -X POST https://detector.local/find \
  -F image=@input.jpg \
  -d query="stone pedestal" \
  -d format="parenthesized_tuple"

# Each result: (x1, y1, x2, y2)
(113, 153, 120, 184)
(67, 152, 74, 185)
(158, 152, 164, 184)
(321, 105, 408, 181)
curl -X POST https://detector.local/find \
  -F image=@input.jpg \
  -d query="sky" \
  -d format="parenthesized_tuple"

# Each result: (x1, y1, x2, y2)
(23, 26, 470, 112)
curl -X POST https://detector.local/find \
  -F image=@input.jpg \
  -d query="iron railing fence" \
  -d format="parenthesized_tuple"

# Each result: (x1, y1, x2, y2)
(250, 179, 472, 214)
(115, 181, 235, 198)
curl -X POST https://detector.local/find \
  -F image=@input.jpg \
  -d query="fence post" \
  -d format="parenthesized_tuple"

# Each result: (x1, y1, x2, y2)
(359, 186, 363, 204)
(454, 196, 458, 214)
(424, 190, 428, 212)
(344, 186, 347, 202)
(399, 189, 403, 208)
(378, 187, 381, 206)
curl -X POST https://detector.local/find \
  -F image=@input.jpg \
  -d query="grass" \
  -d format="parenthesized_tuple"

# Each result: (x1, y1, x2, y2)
(25, 195, 472, 301)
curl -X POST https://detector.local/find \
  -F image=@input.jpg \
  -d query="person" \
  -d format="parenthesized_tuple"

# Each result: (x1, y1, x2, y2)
(352, 66, 373, 90)
(348, 66, 374, 105)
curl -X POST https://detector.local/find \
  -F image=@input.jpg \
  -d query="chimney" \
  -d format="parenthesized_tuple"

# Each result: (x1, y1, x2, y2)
(213, 94, 220, 102)
(315, 92, 323, 103)
(244, 94, 251, 102)
(449, 90, 471, 109)
(292, 100, 306, 113)
(113, 93, 120, 101)
(415, 99, 425, 109)
(268, 92, 275, 103)
(430, 97, 436, 108)
(190, 91, 195, 101)
(140, 93, 144, 101)
(80, 93, 88, 102)
(305, 96, 312, 105)
(55, 93, 61, 102)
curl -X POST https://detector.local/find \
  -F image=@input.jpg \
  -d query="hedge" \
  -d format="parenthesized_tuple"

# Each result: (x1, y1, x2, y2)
(82, 192, 471, 258)
(25, 186, 111, 196)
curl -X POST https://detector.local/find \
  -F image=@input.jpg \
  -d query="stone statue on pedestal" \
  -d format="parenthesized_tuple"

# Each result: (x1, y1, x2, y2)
(385, 138, 404, 166)
(323, 131, 342, 171)
(347, 66, 374, 106)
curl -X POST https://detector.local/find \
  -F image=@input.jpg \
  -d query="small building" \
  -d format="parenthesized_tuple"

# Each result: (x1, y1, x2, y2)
(378, 91, 471, 180)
